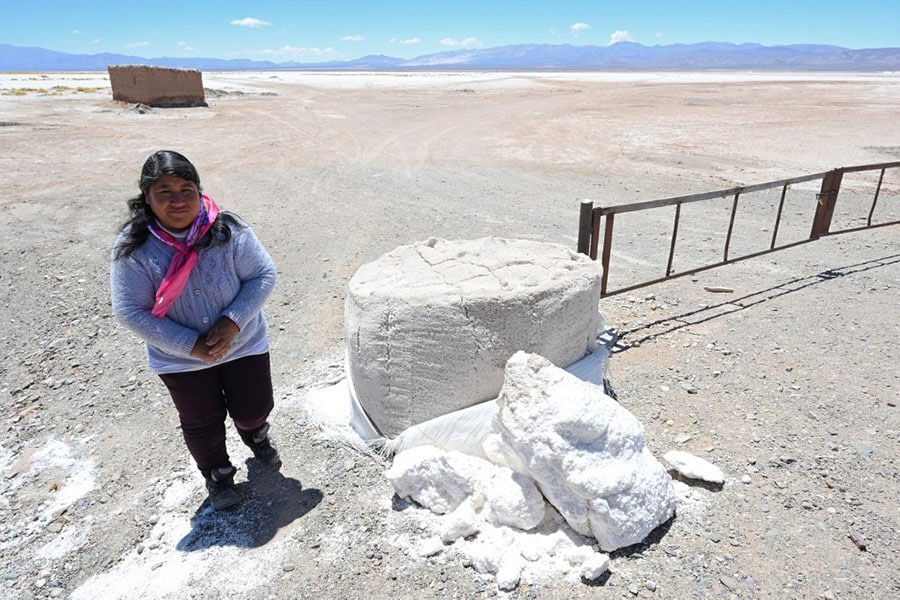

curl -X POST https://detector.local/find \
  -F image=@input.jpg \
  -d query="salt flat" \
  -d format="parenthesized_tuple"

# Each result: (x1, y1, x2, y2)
(4, 68, 900, 91)
(0, 69, 897, 599)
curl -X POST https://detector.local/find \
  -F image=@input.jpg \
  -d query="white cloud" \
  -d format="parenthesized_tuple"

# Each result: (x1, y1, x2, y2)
(656, 32, 663, 41)
(178, 41, 194, 52)
(89, 38, 101, 45)
(125, 41, 150, 48)
(571, 22, 591, 36)
(609, 30, 635, 45)
(440, 36, 482, 48)
(259, 45, 335, 57)
(341, 35, 364, 42)
(72, 29, 81, 35)
(398, 37, 421, 46)
(230, 17, 272, 28)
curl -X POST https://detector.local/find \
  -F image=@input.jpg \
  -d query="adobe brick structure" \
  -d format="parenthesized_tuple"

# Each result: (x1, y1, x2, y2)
(107, 65, 207, 108)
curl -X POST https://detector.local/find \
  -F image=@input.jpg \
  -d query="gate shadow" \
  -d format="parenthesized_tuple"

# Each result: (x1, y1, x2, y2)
(608, 253, 900, 351)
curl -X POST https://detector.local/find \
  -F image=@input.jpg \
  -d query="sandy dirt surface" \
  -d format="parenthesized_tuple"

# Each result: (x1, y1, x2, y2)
(0, 70, 898, 598)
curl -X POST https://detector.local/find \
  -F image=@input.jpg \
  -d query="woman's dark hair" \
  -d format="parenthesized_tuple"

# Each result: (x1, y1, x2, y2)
(114, 150, 244, 259)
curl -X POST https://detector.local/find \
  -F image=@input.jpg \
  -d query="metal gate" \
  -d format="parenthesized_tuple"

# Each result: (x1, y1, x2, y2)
(577, 161, 900, 297)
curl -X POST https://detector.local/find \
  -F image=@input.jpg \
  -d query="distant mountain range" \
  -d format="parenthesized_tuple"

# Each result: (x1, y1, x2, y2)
(2, 41, 899, 72)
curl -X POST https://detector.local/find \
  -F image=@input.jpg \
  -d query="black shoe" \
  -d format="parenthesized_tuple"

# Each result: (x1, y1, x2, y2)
(240, 423, 281, 466)
(205, 466, 241, 510)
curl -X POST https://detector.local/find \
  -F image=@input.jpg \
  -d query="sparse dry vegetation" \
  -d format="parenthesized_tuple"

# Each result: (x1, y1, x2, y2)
(3, 84, 103, 96)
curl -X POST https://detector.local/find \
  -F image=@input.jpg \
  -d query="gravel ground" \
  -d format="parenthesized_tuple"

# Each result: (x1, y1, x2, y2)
(0, 71, 898, 599)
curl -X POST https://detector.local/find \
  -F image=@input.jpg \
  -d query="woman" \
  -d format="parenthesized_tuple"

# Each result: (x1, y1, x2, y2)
(111, 150, 279, 510)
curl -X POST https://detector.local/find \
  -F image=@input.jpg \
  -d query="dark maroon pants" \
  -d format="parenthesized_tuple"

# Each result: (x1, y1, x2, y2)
(158, 352, 274, 473)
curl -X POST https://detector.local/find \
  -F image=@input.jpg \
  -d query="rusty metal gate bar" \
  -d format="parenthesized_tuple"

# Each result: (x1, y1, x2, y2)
(665, 203, 681, 277)
(868, 167, 886, 227)
(724, 191, 741, 262)
(578, 161, 900, 297)
(599, 213, 613, 294)
(771, 183, 789, 249)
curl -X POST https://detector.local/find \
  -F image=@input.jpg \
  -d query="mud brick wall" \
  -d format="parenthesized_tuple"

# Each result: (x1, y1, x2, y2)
(107, 65, 207, 107)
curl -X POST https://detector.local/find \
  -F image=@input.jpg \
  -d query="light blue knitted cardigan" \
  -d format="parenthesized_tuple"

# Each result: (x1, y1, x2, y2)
(110, 220, 277, 373)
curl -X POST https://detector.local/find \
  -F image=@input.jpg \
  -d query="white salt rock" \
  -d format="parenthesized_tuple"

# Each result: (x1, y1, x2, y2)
(496, 555, 525, 591)
(385, 446, 473, 514)
(345, 237, 602, 436)
(515, 508, 589, 563)
(386, 445, 545, 530)
(520, 545, 544, 562)
(482, 470, 545, 531)
(562, 544, 597, 566)
(417, 536, 444, 558)
(439, 500, 480, 544)
(466, 545, 500, 574)
(485, 352, 676, 551)
(580, 553, 611, 580)
(663, 450, 725, 483)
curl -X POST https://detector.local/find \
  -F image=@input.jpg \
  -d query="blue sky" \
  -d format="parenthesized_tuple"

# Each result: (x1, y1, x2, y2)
(2, 1, 897, 62)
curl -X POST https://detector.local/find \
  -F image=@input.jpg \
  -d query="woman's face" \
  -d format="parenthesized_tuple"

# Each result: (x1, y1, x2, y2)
(145, 175, 201, 231)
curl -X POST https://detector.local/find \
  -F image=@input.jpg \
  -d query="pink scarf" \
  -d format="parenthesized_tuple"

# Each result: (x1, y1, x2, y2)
(147, 194, 220, 318)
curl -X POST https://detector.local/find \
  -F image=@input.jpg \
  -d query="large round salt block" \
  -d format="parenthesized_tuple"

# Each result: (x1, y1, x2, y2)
(345, 237, 602, 437)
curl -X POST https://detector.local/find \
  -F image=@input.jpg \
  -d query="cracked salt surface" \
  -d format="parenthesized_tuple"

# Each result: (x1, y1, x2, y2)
(353, 237, 598, 299)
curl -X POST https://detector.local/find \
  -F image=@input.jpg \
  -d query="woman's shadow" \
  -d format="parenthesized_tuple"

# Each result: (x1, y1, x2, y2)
(176, 459, 322, 551)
